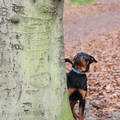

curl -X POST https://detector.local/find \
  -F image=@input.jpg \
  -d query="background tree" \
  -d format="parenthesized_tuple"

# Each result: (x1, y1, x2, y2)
(0, 0, 73, 119)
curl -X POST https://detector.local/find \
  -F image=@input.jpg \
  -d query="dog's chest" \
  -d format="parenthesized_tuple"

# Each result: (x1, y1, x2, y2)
(67, 70, 87, 91)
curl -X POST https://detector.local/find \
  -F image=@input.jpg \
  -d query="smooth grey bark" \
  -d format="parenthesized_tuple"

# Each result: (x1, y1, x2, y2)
(0, 0, 73, 120)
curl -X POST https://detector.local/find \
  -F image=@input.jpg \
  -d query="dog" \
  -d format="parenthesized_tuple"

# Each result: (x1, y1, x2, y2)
(65, 52, 97, 120)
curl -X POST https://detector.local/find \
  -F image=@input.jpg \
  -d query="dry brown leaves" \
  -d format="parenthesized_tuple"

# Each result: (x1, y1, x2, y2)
(65, 28, 120, 119)
(64, 2, 120, 119)
(64, 2, 120, 18)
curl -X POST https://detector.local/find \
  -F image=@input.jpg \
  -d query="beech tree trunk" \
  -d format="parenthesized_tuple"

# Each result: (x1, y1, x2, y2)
(0, 0, 73, 120)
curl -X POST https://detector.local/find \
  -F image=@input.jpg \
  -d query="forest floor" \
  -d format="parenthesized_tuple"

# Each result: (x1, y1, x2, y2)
(63, 1, 120, 120)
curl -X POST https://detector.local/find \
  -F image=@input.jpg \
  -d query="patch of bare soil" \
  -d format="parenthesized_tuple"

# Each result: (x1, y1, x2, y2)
(64, 2, 120, 120)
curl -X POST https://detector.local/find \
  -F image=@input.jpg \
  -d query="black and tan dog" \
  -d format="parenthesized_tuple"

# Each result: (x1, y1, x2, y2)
(65, 52, 97, 120)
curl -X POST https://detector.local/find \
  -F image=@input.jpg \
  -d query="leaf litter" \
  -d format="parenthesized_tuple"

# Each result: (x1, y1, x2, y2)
(64, 2, 120, 119)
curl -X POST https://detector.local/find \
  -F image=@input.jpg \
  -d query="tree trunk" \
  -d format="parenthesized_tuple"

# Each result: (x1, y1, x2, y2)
(0, 0, 73, 120)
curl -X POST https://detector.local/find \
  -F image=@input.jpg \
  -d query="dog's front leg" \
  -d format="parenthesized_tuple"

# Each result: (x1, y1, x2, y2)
(70, 100, 80, 118)
(79, 99, 85, 120)
(78, 89, 86, 120)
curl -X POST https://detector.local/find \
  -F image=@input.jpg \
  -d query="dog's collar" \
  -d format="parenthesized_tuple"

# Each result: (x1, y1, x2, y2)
(73, 69, 85, 74)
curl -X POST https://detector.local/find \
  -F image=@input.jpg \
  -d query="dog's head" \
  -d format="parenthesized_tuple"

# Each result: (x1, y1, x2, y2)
(73, 52, 97, 72)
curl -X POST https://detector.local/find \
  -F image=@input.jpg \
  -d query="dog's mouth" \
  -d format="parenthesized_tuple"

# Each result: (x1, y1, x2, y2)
(82, 65, 90, 72)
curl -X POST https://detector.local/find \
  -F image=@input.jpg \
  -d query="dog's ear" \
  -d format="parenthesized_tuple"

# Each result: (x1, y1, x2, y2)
(89, 55, 98, 64)
(65, 58, 75, 68)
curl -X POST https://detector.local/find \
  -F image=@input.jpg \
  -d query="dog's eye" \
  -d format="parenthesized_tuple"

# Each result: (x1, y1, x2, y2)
(84, 55, 87, 59)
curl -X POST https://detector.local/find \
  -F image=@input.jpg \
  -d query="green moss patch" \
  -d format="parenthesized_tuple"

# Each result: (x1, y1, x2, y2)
(65, 0, 95, 6)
